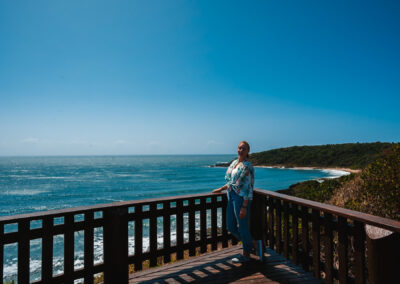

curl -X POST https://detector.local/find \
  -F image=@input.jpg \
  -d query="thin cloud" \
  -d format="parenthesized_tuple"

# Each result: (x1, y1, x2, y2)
(70, 139, 90, 145)
(114, 139, 128, 145)
(20, 137, 40, 144)
(207, 140, 223, 146)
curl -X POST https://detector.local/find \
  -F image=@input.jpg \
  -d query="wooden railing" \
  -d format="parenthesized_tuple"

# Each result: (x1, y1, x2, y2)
(0, 192, 234, 284)
(252, 189, 400, 284)
(2, 189, 400, 283)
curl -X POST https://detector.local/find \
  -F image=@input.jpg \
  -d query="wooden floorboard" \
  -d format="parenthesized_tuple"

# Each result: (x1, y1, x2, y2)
(129, 246, 323, 283)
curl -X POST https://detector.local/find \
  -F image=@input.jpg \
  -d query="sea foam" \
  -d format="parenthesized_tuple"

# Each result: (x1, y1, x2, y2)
(321, 169, 350, 179)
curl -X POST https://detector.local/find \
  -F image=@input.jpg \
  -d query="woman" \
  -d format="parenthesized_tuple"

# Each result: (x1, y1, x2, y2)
(213, 141, 255, 263)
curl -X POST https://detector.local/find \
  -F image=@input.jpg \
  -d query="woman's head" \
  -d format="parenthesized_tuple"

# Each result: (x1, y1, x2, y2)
(237, 141, 250, 160)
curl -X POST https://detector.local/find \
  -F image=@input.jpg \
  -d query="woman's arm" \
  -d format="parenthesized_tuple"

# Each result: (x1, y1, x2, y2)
(212, 184, 227, 193)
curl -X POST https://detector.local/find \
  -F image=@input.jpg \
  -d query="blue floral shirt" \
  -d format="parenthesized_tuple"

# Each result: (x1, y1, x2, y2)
(225, 159, 254, 200)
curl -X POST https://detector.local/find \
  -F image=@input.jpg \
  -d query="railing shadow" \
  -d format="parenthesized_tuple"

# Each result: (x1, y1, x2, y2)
(132, 247, 321, 284)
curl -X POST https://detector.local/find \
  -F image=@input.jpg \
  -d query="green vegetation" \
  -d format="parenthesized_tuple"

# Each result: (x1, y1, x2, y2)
(250, 142, 393, 169)
(286, 174, 355, 203)
(284, 143, 400, 221)
(344, 144, 400, 220)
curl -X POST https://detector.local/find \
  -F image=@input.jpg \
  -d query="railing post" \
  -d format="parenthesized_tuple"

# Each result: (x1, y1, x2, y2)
(250, 192, 263, 240)
(292, 204, 299, 265)
(104, 207, 129, 284)
(301, 206, 310, 271)
(268, 197, 275, 249)
(18, 219, 30, 284)
(365, 225, 400, 284)
(250, 192, 266, 261)
(324, 213, 334, 284)
(312, 210, 320, 279)
(354, 221, 365, 284)
(222, 194, 229, 248)
(338, 216, 348, 284)
(42, 217, 54, 282)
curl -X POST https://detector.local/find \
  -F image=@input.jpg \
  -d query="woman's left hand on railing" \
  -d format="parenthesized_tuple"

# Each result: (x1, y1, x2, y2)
(212, 184, 227, 193)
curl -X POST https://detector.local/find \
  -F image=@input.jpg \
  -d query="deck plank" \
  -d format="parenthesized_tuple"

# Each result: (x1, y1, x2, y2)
(129, 246, 322, 283)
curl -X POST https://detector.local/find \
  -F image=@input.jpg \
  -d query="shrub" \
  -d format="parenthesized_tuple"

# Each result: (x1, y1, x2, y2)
(351, 144, 400, 220)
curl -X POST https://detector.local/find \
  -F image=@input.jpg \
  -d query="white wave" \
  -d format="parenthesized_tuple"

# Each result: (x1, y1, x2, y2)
(3, 259, 17, 277)
(321, 169, 350, 179)
(6, 175, 67, 180)
(31, 205, 48, 211)
(31, 176, 67, 180)
(3, 189, 48, 195)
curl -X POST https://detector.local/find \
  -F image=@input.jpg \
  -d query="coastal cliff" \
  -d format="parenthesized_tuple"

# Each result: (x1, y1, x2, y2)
(252, 142, 400, 221)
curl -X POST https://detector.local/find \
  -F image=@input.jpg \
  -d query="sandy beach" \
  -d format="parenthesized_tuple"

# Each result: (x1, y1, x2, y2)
(254, 165, 361, 175)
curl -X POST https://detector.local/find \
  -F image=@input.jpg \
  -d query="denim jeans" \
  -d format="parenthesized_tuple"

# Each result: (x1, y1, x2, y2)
(226, 190, 253, 253)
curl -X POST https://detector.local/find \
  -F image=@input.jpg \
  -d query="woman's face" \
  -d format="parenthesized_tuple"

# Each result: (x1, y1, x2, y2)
(237, 142, 249, 160)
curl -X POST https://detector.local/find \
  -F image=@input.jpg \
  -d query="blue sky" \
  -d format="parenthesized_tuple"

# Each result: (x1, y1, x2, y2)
(1, 0, 399, 155)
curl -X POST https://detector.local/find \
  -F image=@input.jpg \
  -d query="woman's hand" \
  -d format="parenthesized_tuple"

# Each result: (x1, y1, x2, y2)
(240, 199, 249, 219)
(239, 207, 247, 219)
(212, 188, 222, 193)
(212, 184, 227, 194)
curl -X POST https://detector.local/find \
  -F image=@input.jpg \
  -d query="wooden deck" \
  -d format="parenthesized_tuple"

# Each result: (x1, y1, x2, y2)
(129, 246, 322, 284)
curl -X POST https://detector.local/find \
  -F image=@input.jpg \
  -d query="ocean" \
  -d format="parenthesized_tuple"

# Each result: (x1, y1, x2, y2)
(0, 155, 344, 282)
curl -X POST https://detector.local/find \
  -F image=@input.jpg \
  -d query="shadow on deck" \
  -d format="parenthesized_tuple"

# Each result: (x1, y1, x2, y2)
(129, 246, 322, 284)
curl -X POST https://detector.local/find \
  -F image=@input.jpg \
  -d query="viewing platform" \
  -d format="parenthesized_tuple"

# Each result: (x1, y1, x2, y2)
(1, 189, 400, 283)
(130, 245, 320, 283)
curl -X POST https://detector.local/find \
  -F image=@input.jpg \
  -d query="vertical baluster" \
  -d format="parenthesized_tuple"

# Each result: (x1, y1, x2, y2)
(104, 207, 128, 284)
(84, 211, 94, 284)
(276, 200, 282, 254)
(149, 203, 157, 267)
(222, 195, 228, 248)
(189, 199, 196, 256)
(259, 195, 267, 260)
(338, 216, 348, 284)
(42, 216, 53, 282)
(134, 205, 143, 271)
(0, 223, 4, 282)
(163, 201, 171, 263)
(176, 200, 184, 260)
(200, 197, 207, 252)
(354, 221, 365, 284)
(18, 219, 29, 284)
(324, 213, 333, 284)
(264, 198, 269, 248)
(64, 214, 74, 284)
(301, 206, 310, 271)
(312, 210, 321, 279)
(211, 196, 218, 251)
(268, 198, 275, 249)
(283, 202, 289, 259)
(292, 204, 299, 265)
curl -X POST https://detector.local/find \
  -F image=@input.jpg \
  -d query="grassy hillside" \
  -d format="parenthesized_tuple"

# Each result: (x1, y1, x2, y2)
(249, 142, 393, 169)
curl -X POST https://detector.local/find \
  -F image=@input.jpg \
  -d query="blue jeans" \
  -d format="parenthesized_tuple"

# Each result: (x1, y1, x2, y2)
(226, 190, 253, 253)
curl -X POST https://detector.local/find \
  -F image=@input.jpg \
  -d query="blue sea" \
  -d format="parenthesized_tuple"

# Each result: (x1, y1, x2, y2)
(0, 155, 340, 282)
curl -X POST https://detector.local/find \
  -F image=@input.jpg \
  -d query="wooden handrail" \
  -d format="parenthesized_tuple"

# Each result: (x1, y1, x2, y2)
(0, 191, 232, 284)
(0, 192, 225, 223)
(254, 188, 400, 233)
(252, 189, 400, 284)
